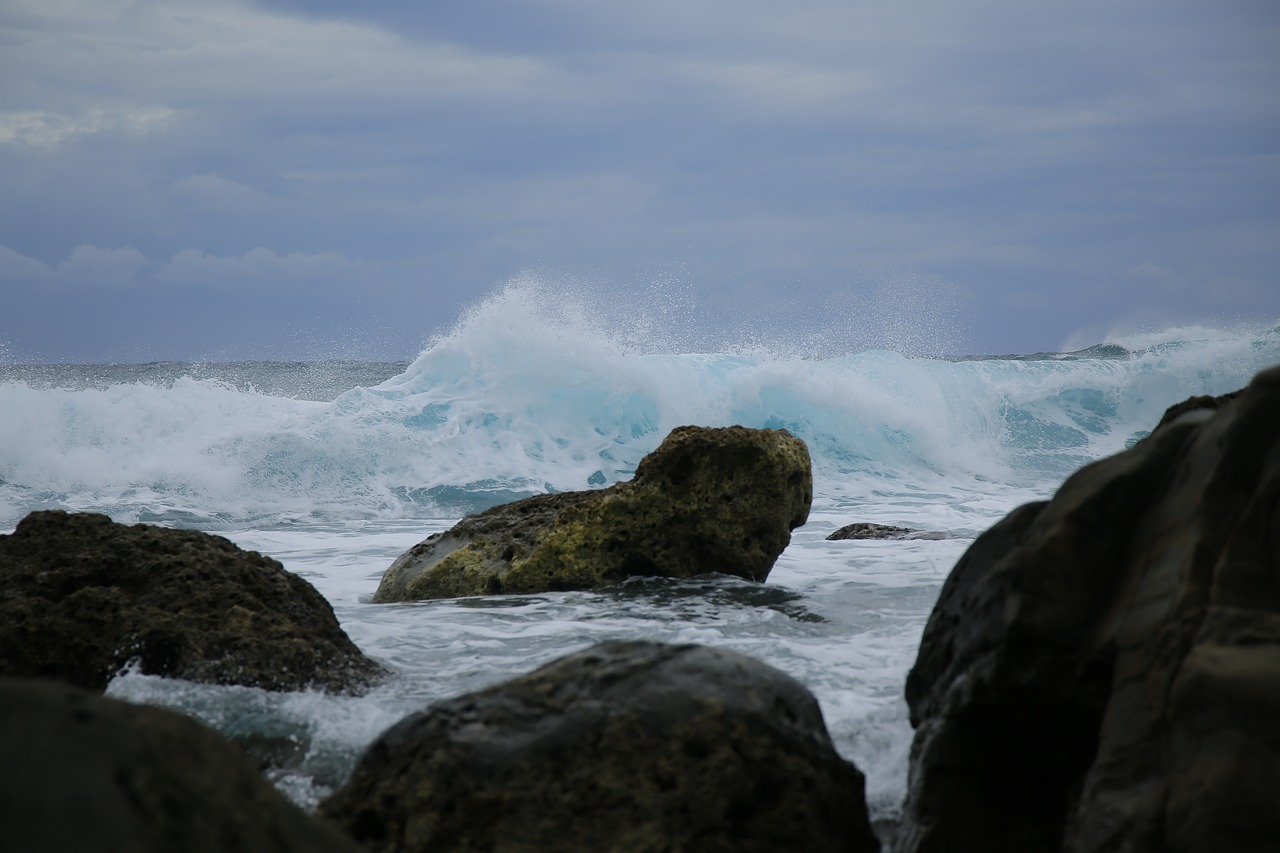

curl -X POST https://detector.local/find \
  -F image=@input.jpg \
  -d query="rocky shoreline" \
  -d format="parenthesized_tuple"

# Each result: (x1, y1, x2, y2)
(2, 366, 1277, 851)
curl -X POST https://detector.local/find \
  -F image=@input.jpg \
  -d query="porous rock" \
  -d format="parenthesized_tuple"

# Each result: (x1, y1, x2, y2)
(0, 677, 361, 853)
(373, 425, 812, 601)
(896, 365, 1280, 853)
(0, 510, 386, 693)
(320, 640, 879, 853)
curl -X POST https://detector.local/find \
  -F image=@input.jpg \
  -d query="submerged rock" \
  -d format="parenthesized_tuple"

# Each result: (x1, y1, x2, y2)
(0, 510, 386, 693)
(0, 678, 361, 853)
(373, 425, 812, 601)
(320, 640, 879, 853)
(897, 365, 1280, 853)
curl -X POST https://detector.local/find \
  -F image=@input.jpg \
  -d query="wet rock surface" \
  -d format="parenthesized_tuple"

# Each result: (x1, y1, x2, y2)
(827, 523, 916, 540)
(373, 425, 813, 601)
(0, 510, 386, 693)
(896, 365, 1280, 853)
(0, 678, 360, 853)
(320, 640, 879, 853)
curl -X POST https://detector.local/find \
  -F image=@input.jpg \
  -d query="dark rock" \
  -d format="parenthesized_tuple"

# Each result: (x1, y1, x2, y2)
(896, 365, 1280, 853)
(320, 640, 879, 853)
(827, 523, 915, 540)
(0, 510, 386, 693)
(1153, 388, 1243, 432)
(373, 425, 813, 601)
(0, 678, 361, 853)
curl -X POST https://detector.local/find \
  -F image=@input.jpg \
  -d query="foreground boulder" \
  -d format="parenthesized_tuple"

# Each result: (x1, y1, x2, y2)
(373, 425, 812, 601)
(0, 510, 386, 693)
(897, 365, 1280, 853)
(321, 640, 879, 852)
(0, 678, 360, 853)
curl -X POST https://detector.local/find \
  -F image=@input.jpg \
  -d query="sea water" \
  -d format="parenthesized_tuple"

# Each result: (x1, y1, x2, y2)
(2, 286, 1277, 821)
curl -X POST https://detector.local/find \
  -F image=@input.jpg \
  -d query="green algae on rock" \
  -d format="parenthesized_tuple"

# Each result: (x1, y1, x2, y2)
(372, 425, 812, 602)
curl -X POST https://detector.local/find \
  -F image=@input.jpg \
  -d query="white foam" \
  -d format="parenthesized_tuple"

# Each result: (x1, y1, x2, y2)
(3, 285, 1276, 530)
(162, 518, 979, 819)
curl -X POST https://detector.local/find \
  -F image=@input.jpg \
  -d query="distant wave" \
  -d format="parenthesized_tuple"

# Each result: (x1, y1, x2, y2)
(1, 284, 1276, 529)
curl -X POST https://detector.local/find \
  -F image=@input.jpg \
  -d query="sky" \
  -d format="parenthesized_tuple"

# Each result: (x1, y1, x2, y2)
(1, 0, 1277, 362)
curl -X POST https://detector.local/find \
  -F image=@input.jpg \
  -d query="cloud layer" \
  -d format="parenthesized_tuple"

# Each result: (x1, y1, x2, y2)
(1, 0, 1277, 360)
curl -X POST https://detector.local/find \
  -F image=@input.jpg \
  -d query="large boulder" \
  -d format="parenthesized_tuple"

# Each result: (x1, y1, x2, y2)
(896, 365, 1280, 853)
(0, 678, 361, 853)
(373, 425, 812, 601)
(0, 510, 386, 693)
(320, 640, 878, 852)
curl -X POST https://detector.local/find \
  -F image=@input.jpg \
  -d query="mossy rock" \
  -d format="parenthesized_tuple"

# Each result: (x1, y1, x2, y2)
(0, 510, 387, 693)
(373, 425, 812, 601)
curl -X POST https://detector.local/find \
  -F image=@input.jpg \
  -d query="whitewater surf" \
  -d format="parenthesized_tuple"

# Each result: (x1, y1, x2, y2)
(2, 284, 1277, 819)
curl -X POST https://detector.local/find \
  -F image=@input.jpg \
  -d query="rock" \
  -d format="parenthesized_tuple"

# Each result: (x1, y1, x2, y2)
(1153, 388, 1243, 432)
(0, 510, 386, 693)
(0, 677, 361, 853)
(896, 365, 1280, 853)
(826, 524, 956, 542)
(373, 425, 812, 601)
(827, 523, 915, 540)
(320, 640, 879, 853)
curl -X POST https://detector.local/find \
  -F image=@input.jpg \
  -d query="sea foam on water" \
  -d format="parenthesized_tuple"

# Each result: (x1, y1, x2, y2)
(3, 282, 1277, 818)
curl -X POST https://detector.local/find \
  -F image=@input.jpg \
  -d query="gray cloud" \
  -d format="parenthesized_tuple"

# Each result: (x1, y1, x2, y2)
(56, 245, 153, 287)
(2, 244, 373, 291)
(0, 245, 53, 282)
(0, 0, 1276, 360)
(0, 107, 178, 147)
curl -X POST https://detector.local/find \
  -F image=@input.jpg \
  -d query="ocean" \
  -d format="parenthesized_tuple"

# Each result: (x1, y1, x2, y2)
(3, 287, 1277, 822)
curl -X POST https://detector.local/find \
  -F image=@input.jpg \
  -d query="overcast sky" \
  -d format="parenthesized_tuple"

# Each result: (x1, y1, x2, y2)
(1, 0, 1277, 361)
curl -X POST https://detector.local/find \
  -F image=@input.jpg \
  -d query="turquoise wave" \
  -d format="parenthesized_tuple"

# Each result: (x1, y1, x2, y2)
(1, 292, 1276, 527)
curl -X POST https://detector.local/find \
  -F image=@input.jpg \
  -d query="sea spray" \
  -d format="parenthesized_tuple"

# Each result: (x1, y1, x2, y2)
(1, 287, 1277, 530)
